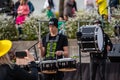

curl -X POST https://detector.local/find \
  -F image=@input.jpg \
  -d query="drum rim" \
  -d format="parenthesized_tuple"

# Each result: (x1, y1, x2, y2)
(97, 25, 104, 51)
(80, 25, 104, 52)
(41, 60, 57, 63)
(57, 58, 75, 61)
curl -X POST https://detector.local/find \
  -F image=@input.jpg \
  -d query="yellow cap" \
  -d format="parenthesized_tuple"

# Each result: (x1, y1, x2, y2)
(0, 40, 12, 57)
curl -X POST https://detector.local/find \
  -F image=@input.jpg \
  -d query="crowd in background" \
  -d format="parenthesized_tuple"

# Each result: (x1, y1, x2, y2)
(0, 0, 120, 38)
(0, 0, 119, 80)
(0, 0, 35, 40)
(0, 0, 119, 20)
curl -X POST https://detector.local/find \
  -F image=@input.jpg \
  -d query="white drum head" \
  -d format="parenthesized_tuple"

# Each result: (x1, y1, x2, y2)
(57, 58, 74, 62)
(41, 60, 57, 64)
(95, 25, 103, 51)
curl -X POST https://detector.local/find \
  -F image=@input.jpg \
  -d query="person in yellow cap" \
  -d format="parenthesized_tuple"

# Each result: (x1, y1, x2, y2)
(0, 40, 38, 80)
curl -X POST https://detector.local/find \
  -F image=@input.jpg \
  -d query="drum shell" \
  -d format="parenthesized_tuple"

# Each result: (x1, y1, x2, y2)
(57, 58, 76, 70)
(41, 60, 58, 72)
(79, 25, 104, 53)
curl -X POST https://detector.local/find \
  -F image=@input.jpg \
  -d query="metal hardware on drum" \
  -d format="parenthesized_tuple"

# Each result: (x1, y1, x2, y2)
(57, 58, 77, 72)
(78, 25, 104, 53)
(41, 60, 58, 74)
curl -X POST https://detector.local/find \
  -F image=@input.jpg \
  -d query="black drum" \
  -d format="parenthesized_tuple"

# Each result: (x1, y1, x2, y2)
(57, 58, 76, 72)
(79, 25, 104, 53)
(41, 60, 57, 74)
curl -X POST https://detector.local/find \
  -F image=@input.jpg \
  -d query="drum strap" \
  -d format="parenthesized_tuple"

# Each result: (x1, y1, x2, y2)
(45, 33, 59, 58)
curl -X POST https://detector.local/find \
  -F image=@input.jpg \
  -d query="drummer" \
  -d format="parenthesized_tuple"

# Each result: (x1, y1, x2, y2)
(38, 18, 69, 80)
(90, 20, 113, 80)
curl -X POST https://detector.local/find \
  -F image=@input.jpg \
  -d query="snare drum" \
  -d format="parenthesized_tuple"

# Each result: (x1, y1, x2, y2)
(41, 60, 57, 74)
(79, 25, 104, 53)
(57, 58, 76, 72)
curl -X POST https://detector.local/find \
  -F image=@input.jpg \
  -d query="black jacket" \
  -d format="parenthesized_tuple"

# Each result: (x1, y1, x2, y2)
(90, 33, 113, 59)
(0, 61, 38, 80)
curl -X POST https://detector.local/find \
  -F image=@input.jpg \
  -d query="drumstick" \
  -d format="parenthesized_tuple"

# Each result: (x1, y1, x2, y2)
(62, 52, 64, 58)
(27, 21, 42, 61)
(38, 21, 42, 61)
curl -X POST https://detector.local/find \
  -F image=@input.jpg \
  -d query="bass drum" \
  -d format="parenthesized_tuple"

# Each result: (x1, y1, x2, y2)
(79, 25, 104, 53)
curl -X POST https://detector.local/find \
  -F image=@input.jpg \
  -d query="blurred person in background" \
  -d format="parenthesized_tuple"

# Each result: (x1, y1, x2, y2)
(43, 0, 57, 18)
(72, 0, 77, 16)
(15, 0, 30, 40)
(109, 0, 119, 9)
(0, 0, 14, 17)
(113, 21, 120, 42)
(64, 0, 74, 18)
(46, 5, 55, 19)
(58, 16, 66, 35)
(14, 0, 34, 18)
(84, 0, 94, 12)
(43, 0, 56, 13)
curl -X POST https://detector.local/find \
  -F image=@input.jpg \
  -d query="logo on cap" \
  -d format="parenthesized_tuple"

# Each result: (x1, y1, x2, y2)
(49, 21, 54, 25)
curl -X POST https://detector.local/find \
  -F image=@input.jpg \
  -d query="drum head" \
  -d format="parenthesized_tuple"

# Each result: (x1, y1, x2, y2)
(57, 58, 74, 62)
(96, 25, 103, 51)
(42, 70, 57, 74)
(41, 60, 57, 64)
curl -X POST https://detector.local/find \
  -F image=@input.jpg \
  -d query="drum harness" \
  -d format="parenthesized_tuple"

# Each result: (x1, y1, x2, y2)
(45, 33, 60, 59)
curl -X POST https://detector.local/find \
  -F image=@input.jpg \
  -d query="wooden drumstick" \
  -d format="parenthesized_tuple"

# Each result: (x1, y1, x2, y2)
(38, 21, 42, 61)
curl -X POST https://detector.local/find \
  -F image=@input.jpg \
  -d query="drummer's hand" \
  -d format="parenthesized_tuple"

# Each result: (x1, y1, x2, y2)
(55, 51, 64, 56)
(106, 45, 111, 52)
(38, 42, 43, 49)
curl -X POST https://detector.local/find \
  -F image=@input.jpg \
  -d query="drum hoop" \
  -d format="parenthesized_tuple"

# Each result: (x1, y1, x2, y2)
(80, 25, 104, 52)
(41, 60, 57, 63)
(57, 58, 75, 62)
(96, 26, 104, 51)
